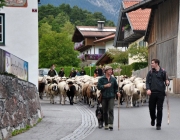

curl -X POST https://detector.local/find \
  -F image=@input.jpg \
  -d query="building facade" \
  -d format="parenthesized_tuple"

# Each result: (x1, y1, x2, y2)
(0, 0, 39, 87)
(72, 21, 116, 67)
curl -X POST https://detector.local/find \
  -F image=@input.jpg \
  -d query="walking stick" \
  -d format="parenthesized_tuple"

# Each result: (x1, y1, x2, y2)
(118, 95, 120, 130)
(118, 67, 121, 130)
(166, 86, 170, 125)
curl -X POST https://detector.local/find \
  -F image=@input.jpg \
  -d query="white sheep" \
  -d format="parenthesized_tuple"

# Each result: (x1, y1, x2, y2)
(135, 82, 147, 106)
(58, 81, 68, 104)
(123, 83, 135, 107)
(44, 83, 59, 104)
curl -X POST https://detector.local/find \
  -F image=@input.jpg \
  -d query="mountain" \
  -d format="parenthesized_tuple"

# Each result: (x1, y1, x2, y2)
(39, 0, 122, 25)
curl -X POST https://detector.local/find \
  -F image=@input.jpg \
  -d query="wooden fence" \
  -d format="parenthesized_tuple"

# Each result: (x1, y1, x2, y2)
(132, 67, 148, 78)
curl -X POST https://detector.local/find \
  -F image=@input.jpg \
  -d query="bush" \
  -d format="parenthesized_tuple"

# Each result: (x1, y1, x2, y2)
(131, 62, 148, 71)
(54, 62, 148, 77)
(109, 62, 148, 77)
(55, 66, 96, 76)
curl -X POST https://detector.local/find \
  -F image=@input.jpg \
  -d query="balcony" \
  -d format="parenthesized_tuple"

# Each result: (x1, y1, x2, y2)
(124, 28, 134, 39)
(79, 54, 103, 61)
(78, 54, 85, 61)
(74, 40, 84, 50)
(85, 54, 103, 60)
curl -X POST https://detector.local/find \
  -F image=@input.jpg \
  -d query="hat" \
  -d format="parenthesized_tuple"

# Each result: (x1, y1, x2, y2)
(68, 81, 73, 85)
(104, 66, 113, 71)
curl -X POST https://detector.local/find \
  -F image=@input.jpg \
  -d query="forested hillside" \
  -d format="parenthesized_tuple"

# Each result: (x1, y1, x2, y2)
(39, 0, 122, 24)
(38, 4, 115, 68)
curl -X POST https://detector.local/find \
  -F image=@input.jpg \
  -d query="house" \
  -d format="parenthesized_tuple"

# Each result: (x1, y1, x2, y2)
(116, 0, 180, 93)
(94, 33, 115, 66)
(94, 33, 125, 65)
(72, 21, 116, 67)
(0, 0, 39, 87)
(114, 0, 151, 48)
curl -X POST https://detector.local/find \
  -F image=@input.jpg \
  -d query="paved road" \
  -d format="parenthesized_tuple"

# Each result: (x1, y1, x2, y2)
(86, 95, 180, 140)
(10, 95, 180, 140)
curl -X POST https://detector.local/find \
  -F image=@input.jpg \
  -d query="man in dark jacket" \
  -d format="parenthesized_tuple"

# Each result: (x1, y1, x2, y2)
(80, 68, 86, 76)
(97, 65, 120, 131)
(146, 59, 169, 130)
(69, 68, 76, 77)
(48, 64, 57, 77)
(66, 81, 76, 105)
(58, 68, 65, 77)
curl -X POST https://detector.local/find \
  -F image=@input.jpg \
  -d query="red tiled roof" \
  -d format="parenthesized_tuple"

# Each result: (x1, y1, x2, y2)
(123, 1, 151, 31)
(94, 34, 115, 43)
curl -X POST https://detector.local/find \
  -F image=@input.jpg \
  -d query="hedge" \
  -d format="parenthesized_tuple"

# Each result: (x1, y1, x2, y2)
(54, 62, 148, 77)
(55, 66, 96, 77)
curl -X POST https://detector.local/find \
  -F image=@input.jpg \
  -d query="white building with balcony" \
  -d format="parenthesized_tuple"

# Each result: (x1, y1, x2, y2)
(72, 21, 116, 67)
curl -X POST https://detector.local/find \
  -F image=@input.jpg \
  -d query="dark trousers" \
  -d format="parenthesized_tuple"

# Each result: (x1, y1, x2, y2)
(149, 93, 165, 126)
(102, 98, 114, 126)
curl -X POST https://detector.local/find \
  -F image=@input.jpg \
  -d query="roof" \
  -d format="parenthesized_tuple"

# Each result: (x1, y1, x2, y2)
(113, 0, 151, 47)
(77, 26, 116, 37)
(123, 1, 151, 31)
(95, 53, 113, 65)
(123, 0, 165, 13)
(94, 34, 115, 43)
(72, 26, 116, 42)
(121, 0, 166, 41)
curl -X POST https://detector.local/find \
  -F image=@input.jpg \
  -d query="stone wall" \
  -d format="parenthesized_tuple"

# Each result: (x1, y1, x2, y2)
(0, 75, 42, 140)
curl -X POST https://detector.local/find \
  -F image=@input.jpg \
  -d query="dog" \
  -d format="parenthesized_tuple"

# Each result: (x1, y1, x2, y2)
(95, 103, 103, 128)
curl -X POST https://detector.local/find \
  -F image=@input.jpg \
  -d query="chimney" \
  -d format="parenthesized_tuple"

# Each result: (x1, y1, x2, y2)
(97, 21, 105, 29)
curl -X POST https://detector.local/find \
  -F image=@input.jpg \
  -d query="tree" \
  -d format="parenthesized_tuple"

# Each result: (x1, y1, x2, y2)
(0, 0, 6, 8)
(61, 21, 75, 37)
(39, 31, 80, 68)
(105, 20, 115, 26)
(51, 12, 69, 32)
(128, 43, 148, 62)
(107, 49, 128, 65)
(93, 12, 106, 21)
(39, 22, 52, 39)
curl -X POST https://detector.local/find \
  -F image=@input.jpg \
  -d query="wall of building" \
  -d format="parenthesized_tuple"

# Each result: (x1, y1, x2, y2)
(0, 0, 39, 87)
(147, 0, 178, 78)
(105, 40, 114, 50)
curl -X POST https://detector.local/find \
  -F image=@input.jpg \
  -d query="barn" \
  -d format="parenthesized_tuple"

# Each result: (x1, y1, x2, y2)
(114, 0, 180, 93)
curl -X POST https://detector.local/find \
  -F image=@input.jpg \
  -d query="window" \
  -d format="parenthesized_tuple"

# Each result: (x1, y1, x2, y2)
(99, 49, 105, 54)
(0, 14, 5, 45)
(139, 40, 146, 47)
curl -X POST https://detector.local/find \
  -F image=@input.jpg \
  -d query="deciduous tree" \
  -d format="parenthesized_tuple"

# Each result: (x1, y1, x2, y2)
(128, 43, 148, 62)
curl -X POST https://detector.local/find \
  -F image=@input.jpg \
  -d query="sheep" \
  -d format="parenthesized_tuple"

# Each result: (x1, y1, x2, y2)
(38, 76, 47, 99)
(132, 88, 141, 107)
(123, 83, 135, 107)
(86, 83, 97, 107)
(44, 83, 59, 104)
(58, 81, 68, 105)
(64, 82, 82, 104)
(135, 82, 147, 106)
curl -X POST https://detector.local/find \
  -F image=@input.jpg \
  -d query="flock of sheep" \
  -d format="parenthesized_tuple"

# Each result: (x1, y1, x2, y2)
(38, 75, 148, 108)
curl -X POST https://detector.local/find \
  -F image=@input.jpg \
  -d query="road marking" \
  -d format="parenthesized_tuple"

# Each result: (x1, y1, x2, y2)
(61, 103, 98, 140)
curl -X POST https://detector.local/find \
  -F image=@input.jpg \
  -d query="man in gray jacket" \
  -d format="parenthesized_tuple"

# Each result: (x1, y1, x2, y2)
(97, 66, 120, 131)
